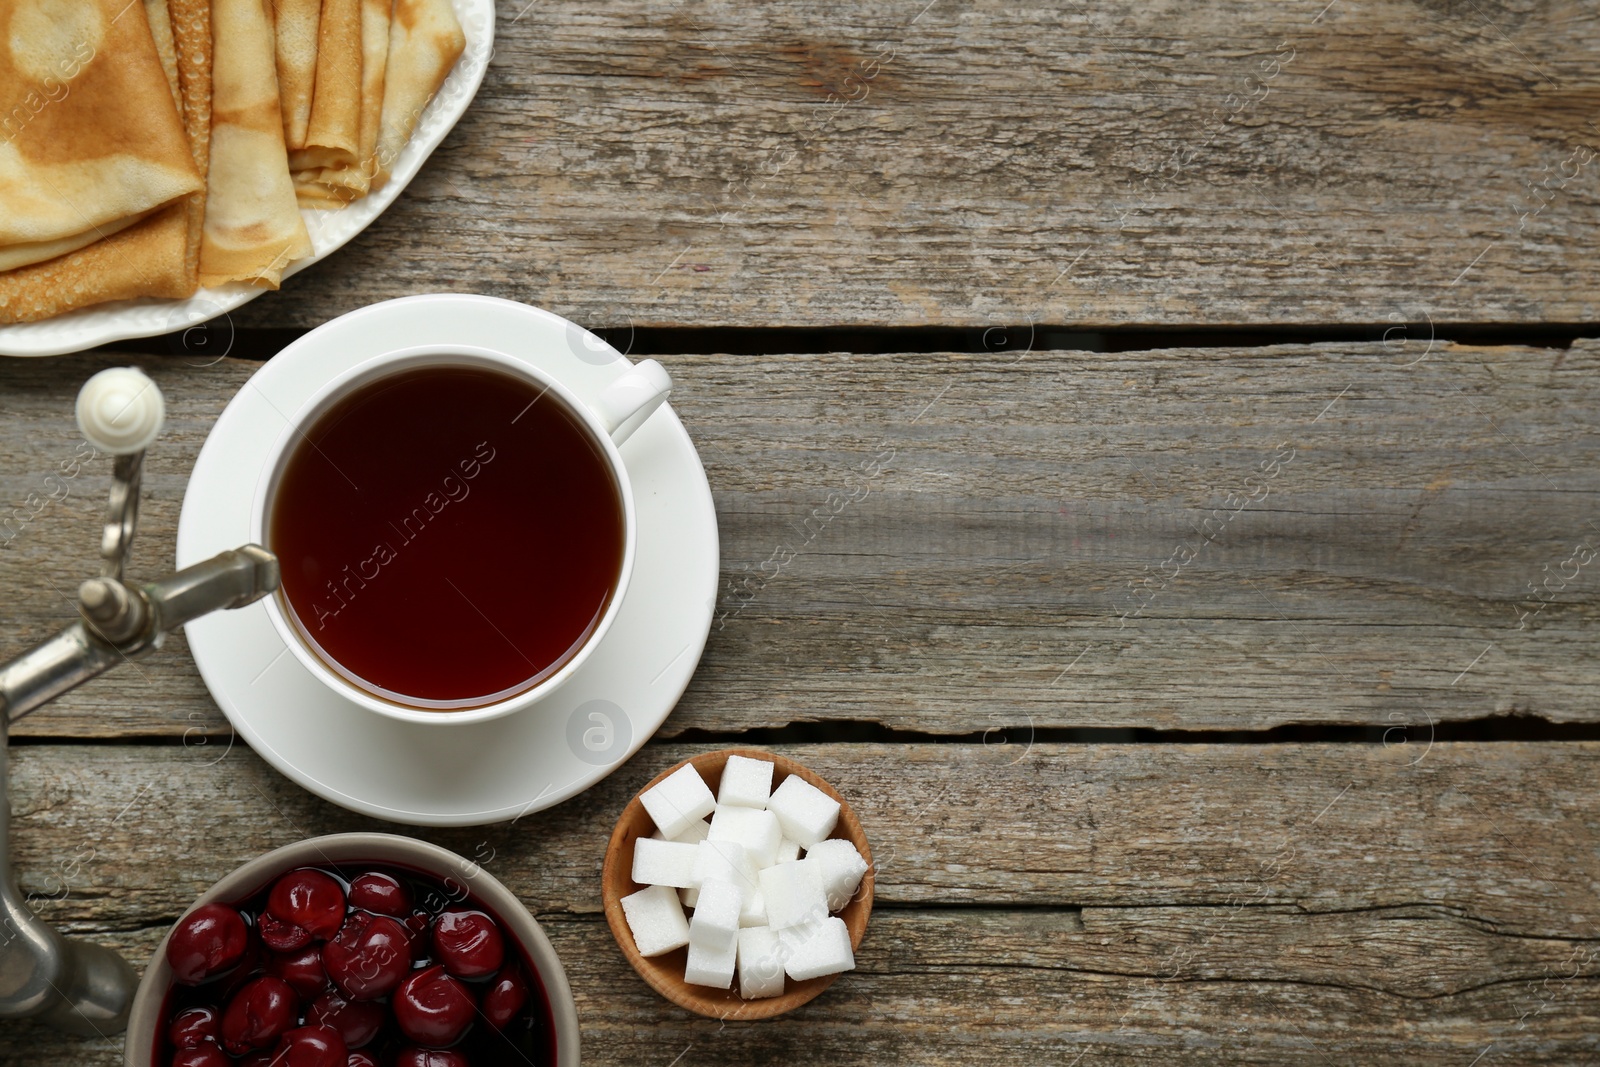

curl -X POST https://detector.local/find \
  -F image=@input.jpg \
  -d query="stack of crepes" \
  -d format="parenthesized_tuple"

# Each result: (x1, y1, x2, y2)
(0, 0, 464, 325)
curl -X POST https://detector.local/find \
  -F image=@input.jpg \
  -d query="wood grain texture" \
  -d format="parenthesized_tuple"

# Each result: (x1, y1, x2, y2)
(206, 0, 1600, 330)
(8, 741, 1596, 934)
(1, 742, 1597, 1063)
(9, 911, 1600, 1065)
(3, 342, 1599, 737)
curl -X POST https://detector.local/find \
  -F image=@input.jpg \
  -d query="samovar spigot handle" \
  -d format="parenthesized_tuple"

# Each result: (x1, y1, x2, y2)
(0, 368, 280, 1038)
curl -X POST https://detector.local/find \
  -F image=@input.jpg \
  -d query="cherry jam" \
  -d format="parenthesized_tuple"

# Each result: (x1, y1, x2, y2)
(155, 864, 556, 1066)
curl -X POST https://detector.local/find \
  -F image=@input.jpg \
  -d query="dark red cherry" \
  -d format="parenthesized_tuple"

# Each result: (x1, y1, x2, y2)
(308, 990, 385, 1049)
(266, 944, 329, 998)
(259, 911, 313, 953)
(237, 1053, 274, 1067)
(220, 975, 299, 1054)
(269, 1025, 347, 1067)
(396, 1049, 470, 1067)
(168, 1005, 221, 1049)
(349, 871, 413, 917)
(481, 965, 528, 1029)
(431, 910, 503, 980)
(265, 869, 347, 945)
(347, 1054, 381, 1067)
(167, 904, 249, 985)
(403, 911, 433, 962)
(171, 1047, 230, 1067)
(215, 928, 264, 998)
(324, 912, 411, 1000)
(393, 965, 476, 1047)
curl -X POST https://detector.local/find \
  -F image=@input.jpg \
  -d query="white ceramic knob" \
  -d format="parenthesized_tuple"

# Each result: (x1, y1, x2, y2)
(76, 367, 164, 454)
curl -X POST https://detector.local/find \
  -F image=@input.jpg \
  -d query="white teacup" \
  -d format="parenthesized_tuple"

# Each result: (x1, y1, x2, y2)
(250, 343, 672, 725)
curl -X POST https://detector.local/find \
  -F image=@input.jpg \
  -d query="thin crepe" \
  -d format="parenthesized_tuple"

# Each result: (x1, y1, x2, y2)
(372, 0, 463, 189)
(292, 169, 362, 205)
(0, 209, 147, 272)
(144, 0, 180, 103)
(294, 0, 387, 204)
(199, 0, 311, 287)
(273, 0, 320, 149)
(0, 0, 211, 323)
(288, 0, 361, 172)
(0, 0, 202, 257)
(169, 0, 212, 283)
(0, 206, 185, 321)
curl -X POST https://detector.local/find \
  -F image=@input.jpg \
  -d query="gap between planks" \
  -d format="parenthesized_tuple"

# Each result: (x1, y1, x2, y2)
(100, 321, 1600, 362)
(14, 714, 1600, 746)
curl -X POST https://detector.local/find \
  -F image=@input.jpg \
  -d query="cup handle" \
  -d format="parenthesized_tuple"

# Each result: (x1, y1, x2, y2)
(592, 359, 672, 446)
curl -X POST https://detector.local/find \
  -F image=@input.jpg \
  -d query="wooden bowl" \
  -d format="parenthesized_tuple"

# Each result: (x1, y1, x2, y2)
(601, 748, 874, 1019)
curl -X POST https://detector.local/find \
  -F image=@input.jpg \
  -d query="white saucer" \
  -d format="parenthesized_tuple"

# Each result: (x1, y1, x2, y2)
(175, 295, 718, 826)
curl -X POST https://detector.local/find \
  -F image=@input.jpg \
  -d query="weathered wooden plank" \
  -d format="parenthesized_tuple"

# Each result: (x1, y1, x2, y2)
(3, 742, 1598, 1063)
(499, 911, 1600, 1065)
(7, 910, 1600, 1065)
(210, 0, 1600, 329)
(3, 343, 1599, 736)
(8, 743, 1597, 935)
(690, 337, 1600, 734)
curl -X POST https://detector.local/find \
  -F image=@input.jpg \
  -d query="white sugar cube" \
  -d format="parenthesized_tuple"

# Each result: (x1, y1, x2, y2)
(709, 805, 782, 869)
(640, 765, 717, 841)
(651, 818, 711, 845)
(631, 838, 699, 889)
(781, 916, 855, 981)
(718, 754, 775, 809)
(738, 888, 767, 928)
(684, 936, 736, 989)
(691, 839, 760, 895)
(737, 926, 786, 999)
(619, 884, 690, 958)
(776, 839, 802, 864)
(688, 878, 742, 952)
(679, 885, 698, 909)
(767, 776, 840, 847)
(758, 859, 829, 930)
(805, 838, 869, 910)
(776, 919, 822, 961)
(678, 819, 712, 844)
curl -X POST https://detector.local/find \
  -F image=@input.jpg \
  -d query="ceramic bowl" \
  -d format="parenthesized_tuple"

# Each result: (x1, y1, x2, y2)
(601, 748, 873, 1019)
(124, 832, 579, 1065)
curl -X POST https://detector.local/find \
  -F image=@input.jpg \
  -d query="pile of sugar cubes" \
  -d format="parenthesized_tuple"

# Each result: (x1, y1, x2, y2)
(619, 754, 869, 997)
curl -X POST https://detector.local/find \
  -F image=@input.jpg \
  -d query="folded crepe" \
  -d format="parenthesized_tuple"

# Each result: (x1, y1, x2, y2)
(130, 0, 210, 285)
(288, 0, 361, 174)
(273, 0, 321, 149)
(0, 210, 148, 273)
(350, 0, 391, 184)
(0, 0, 202, 266)
(372, 0, 463, 190)
(294, 0, 387, 204)
(170, 0, 213, 281)
(199, 0, 312, 287)
(145, 0, 181, 105)
(0, 0, 211, 323)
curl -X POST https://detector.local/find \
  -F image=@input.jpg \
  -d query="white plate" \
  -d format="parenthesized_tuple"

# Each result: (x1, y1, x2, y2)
(175, 295, 719, 826)
(0, 0, 493, 358)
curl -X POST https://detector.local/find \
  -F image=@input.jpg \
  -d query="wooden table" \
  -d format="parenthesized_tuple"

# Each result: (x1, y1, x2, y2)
(4, 1, 1600, 1062)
